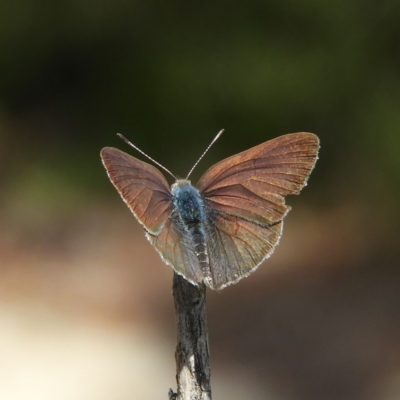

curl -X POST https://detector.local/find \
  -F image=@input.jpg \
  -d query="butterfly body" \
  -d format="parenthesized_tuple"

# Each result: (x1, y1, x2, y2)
(168, 180, 212, 286)
(101, 132, 320, 290)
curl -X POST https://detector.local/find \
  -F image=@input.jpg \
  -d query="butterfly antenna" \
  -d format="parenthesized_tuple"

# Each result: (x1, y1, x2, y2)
(186, 129, 224, 179)
(117, 133, 177, 180)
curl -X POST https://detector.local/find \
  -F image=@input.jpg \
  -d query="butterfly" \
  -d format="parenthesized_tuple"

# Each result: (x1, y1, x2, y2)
(100, 131, 319, 290)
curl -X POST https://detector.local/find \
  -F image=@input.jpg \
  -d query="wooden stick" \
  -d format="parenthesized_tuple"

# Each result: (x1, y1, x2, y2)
(168, 273, 212, 400)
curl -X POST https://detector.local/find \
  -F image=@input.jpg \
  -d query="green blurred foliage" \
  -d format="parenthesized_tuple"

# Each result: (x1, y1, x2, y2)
(1, 0, 400, 216)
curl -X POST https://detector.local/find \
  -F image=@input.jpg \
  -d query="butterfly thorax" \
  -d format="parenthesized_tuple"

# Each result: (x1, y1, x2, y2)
(171, 180, 205, 224)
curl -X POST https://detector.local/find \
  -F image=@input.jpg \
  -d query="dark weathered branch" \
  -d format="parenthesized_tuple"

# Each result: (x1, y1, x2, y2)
(168, 273, 211, 400)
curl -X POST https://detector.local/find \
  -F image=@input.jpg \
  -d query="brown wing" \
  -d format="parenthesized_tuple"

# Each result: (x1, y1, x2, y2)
(205, 213, 283, 290)
(198, 132, 319, 289)
(146, 217, 204, 285)
(197, 132, 320, 225)
(101, 147, 172, 234)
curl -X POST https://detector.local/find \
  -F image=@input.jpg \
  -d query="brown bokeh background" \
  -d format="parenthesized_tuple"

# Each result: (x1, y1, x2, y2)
(1, 1, 400, 399)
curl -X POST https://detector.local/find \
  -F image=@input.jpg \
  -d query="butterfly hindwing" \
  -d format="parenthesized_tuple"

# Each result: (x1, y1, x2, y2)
(205, 212, 283, 289)
(146, 216, 204, 285)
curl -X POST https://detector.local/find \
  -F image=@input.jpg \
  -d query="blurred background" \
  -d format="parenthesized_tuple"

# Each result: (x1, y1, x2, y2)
(1, 1, 400, 399)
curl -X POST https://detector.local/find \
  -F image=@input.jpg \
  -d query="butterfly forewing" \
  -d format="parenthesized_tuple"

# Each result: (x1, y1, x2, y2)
(198, 133, 319, 224)
(198, 133, 319, 192)
(101, 147, 172, 234)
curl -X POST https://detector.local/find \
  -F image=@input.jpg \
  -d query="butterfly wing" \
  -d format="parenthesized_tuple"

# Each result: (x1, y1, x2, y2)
(198, 132, 319, 289)
(101, 147, 203, 284)
(146, 215, 204, 285)
(100, 147, 172, 234)
(204, 215, 283, 289)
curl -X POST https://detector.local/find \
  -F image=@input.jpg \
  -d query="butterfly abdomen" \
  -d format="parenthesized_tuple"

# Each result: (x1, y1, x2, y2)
(171, 180, 211, 284)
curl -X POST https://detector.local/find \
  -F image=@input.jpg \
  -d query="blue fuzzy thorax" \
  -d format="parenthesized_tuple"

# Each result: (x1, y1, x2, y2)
(171, 180, 205, 224)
